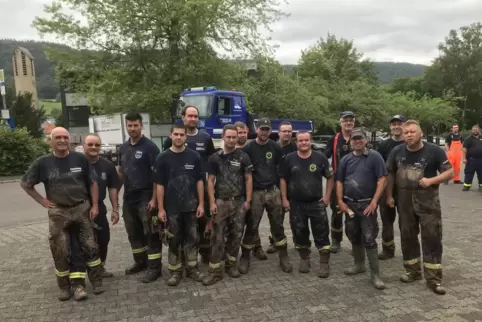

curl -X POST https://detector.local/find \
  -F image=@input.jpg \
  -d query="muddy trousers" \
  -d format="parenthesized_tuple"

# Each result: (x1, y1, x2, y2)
(379, 195, 397, 254)
(463, 158, 482, 189)
(344, 200, 379, 249)
(241, 188, 287, 250)
(69, 204, 110, 286)
(209, 198, 246, 272)
(329, 186, 343, 243)
(48, 201, 103, 290)
(197, 186, 211, 260)
(397, 188, 443, 286)
(289, 200, 331, 254)
(123, 202, 162, 271)
(167, 211, 200, 273)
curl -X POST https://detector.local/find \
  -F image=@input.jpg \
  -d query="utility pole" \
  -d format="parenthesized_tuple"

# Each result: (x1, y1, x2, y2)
(0, 69, 11, 128)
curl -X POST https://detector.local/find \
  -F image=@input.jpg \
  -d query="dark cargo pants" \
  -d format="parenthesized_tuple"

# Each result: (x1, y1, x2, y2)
(198, 183, 211, 260)
(379, 194, 397, 253)
(344, 199, 379, 249)
(397, 187, 443, 286)
(69, 203, 110, 285)
(167, 211, 200, 272)
(463, 157, 482, 189)
(242, 187, 287, 250)
(48, 200, 103, 290)
(290, 200, 331, 254)
(330, 186, 343, 242)
(209, 198, 246, 271)
(123, 202, 162, 271)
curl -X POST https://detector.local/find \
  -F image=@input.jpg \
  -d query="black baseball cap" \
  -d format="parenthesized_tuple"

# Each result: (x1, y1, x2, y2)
(257, 118, 272, 129)
(341, 111, 355, 119)
(390, 115, 405, 123)
(350, 128, 366, 139)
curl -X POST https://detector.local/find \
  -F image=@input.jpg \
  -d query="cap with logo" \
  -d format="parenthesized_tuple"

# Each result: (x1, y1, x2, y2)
(257, 118, 272, 129)
(350, 128, 366, 139)
(340, 111, 355, 119)
(390, 115, 405, 123)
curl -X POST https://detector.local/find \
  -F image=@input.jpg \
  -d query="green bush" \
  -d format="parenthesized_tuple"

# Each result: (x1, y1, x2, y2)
(0, 127, 50, 176)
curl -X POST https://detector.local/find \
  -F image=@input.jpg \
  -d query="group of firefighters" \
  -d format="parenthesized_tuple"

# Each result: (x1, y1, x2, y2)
(20, 105, 482, 301)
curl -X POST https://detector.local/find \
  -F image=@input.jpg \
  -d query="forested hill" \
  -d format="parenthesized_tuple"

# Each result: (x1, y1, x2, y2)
(0, 39, 427, 99)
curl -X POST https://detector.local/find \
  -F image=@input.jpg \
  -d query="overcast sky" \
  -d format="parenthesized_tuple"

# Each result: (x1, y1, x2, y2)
(1, 0, 481, 65)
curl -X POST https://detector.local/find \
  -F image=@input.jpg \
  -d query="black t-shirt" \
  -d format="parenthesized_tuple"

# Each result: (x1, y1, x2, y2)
(463, 135, 482, 159)
(336, 150, 387, 200)
(153, 148, 203, 213)
(242, 139, 284, 190)
(21, 152, 94, 207)
(280, 141, 297, 156)
(163, 130, 216, 173)
(118, 136, 160, 204)
(207, 149, 253, 199)
(92, 157, 121, 204)
(387, 143, 452, 189)
(445, 133, 464, 148)
(280, 151, 334, 202)
(324, 132, 351, 171)
(377, 138, 405, 162)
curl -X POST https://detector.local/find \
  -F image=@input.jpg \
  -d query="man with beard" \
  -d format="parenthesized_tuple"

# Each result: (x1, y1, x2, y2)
(462, 124, 482, 192)
(376, 115, 405, 260)
(324, 111, 356, 253)
(203, 125, 253, 285)
(163, 106, 216, 263)
(20, 127, 104, 301)
(155, 124, 206, 286)
(239, 118, 292, 274)
(445, 123, 464, 184)
(69, 133, 120, 300)
(280, 131, 334, 277)
(117, 112, 162, 283)
(336, 128, 387, 290)
(386, 120, 453, 295)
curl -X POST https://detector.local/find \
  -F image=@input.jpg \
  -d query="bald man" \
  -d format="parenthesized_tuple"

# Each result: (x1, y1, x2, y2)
(20, 127, 105, 301)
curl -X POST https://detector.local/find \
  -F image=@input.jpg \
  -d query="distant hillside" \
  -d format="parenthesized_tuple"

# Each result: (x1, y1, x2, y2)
(0, 39, 427, 98)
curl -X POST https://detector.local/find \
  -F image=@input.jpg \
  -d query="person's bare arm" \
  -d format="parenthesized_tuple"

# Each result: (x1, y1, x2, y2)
(197, 180, 204, 208)
(324, 176, 334, 201)
(385, 174, 394, 199)
(116, 166, 124, 190)
(208, 175, 216, 208)
(245, 172, 253, 203)
(20, 181, 48, 205)
(336, 181, 344, 205)
(373, 176, 387, 204)
(280, 178, 288, 202)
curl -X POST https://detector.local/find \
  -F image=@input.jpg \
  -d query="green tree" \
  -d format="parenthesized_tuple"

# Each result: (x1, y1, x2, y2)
(9, 92, 45, 138)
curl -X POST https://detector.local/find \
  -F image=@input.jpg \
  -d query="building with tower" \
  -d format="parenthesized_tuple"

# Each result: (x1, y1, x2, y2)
(12, 46, 39, 108)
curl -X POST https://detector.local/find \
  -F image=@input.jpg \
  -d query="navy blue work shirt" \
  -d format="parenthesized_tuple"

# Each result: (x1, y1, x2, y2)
(335, 150, 387, 200)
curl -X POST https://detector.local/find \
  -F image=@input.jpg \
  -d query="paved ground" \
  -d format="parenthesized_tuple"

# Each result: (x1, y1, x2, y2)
(1, 180, 482, 322)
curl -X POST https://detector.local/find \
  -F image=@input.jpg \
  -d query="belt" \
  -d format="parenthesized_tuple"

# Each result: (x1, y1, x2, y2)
(343, 196, 371, 203)
(254, 185, 278, 192)
(217, 196, 243, 201)
(55, 199, 88, 209)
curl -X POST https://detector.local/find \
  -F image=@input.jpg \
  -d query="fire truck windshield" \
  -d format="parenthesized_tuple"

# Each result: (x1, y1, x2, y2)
(178, 95, 213, 118)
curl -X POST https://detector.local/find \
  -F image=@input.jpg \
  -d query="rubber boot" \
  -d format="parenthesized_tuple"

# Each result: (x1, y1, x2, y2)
(139, 268, 162, 283)
(366, 248, 385, 290)
(318, 250, 330, 278)
(298, 248, 311, 273)
(125, 262, 147, 275)
(202, 269, 223, 286)
(378, 246, 395, 260)
(253, 245, 268, 260)
(238, 248, 251, 274)
(428, 283, 446, 295)
(57, 288, 71, 301)
(91, 280, 105, 295)
(277, 246, 293, 273)
(167, 271, 182, 286)
(225, 263, 240, 278)
(73, 285, 88, 301)
(330, 240, 340, 253)
(267, 236, 277, 254)
(186, 268, 205, 282)
(344, 244, 366, 275)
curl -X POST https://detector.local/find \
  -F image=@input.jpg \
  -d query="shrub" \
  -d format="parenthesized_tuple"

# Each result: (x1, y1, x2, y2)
(0, 127, 50, 176)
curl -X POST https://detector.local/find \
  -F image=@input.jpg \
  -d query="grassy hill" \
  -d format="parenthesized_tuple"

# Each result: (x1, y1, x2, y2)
(0, 39, 428, 99)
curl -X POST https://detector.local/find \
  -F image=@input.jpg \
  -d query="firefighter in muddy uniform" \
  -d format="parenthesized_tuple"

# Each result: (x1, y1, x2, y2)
(20, 127, 104, 301)
(117, 113, 162, 283)
(155, 124, 206, 286)
(386, 120, 453, 295)
(336, 128, 387, 290)
(163, 105, 216, 263)
(376, 115, 405, 260)
(462, 124, 482, 192)
(203, 124, 253, 285)
(445, 123, 464, 184)
(69, 134, 120, 300)
(240, 118, 293, 274)
(324, 111, 355, 253)
(280, 131, 334, 277)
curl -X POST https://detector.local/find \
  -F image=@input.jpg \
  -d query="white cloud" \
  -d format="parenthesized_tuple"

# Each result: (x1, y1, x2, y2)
(1, 0, 481, 66)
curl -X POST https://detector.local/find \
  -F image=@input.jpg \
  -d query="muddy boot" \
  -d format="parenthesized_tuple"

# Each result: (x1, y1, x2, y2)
(318, 250, 330, 278)
(225, 263, 240, 278)
(92, 280, 105, 295)
(267, 237, 277, 254)
(73, 285, 88, 301)
(277, 246, 293, 273)
(202, 270, 223, 286)
(238, 248, 251, 274)
(253, 245, 268, 260)
(57, 288, 71, 301)
(378, 247, 395, 260)
(344, 245, 366, 275)
(102, 268, 114, 278)
(298, 248, 311, 273)
(125, 262, 147, 275)
(330, 240, 340, 253)
(428, 283, 446, 295)
(186, 268, 205, 282)
(166, 271, 182, 286)
(400, 271, 422, 283)
(139, 269, 162, 283)
(462, 186, 470, 191)
(366, 248, 385, 290)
